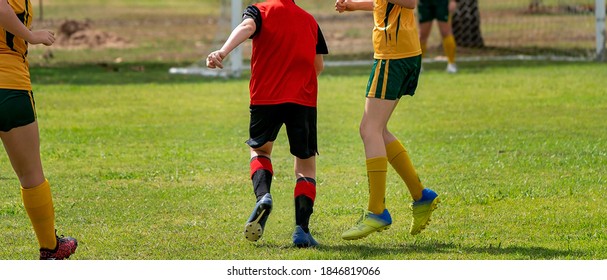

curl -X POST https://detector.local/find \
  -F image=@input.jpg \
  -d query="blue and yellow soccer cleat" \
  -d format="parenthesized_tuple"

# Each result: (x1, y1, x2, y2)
(244, 193, 273, 242)
(409, 188, 440, 235)
(292, 225, 318, 248)
(341, 209, 392, 240)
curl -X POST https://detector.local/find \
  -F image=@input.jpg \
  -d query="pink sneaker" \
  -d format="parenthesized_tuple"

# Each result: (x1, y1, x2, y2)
(39, 234, 78, 260)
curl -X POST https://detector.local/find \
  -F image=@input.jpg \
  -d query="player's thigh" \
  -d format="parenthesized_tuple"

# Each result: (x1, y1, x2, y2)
(0, 121, 45, 187)
(419, 21, 434, 40)
(362, 98, 398, 129)
(437, 20, 453, 37)
(0, 90, 45, 187)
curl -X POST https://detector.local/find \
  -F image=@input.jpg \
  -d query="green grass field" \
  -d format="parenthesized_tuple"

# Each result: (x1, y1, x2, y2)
(1, 61, 606, 260)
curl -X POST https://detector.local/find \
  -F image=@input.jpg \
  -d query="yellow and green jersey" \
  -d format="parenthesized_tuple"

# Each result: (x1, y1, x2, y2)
(0, 0, 33, 91)
(372, 0, 421, 60)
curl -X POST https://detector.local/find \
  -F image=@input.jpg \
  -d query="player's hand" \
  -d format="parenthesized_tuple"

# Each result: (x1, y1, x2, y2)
(206, 50, 226, 69)
(449, 0, 457, 13)
(335, 0, 347, 13)
(28, 30, 55, 46)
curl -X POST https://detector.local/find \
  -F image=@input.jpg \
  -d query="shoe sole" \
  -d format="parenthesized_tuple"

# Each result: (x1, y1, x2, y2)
(410, 197, 440, 235)
(244, 208, 268, 242)
(341, 224, 391, 241)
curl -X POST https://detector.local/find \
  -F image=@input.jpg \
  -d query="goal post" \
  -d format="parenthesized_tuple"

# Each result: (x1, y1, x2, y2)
(169, 0, 246, 77)
(230, 0, 244, 77)
(597, 0, 606, 61)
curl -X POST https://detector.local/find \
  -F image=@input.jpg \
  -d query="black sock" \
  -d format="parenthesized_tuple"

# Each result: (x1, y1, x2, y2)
(252, 169, 273, 201)
(294, 195, 314, 233)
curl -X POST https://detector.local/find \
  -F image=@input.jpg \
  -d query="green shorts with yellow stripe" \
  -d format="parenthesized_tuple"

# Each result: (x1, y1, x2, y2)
(365, 55, 421, 100)
(0, 89, 37, 132)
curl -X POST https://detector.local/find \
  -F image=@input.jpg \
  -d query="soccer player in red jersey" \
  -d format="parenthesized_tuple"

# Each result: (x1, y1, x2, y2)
(207, 0, 328, 248)
(0, 0, 77, 259)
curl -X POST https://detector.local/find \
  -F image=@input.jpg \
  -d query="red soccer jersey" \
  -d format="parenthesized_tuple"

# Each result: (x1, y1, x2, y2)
(248, 0, 325, 107)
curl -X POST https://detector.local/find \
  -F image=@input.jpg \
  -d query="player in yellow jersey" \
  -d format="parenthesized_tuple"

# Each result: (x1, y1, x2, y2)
(335, 0, 440, 240)
(418, 0, 458, 73)
(0, 0, 77, 259)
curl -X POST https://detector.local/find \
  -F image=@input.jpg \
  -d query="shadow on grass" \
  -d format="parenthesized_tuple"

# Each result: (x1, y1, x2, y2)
(246, 239, 584, 260)
(313, 241, 585, 260)
(30, 60, 600, 86)
(30, 62, 250, 86)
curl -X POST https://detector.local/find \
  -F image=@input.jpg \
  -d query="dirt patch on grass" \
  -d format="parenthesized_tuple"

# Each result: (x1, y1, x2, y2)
(55, 19, 131, 49)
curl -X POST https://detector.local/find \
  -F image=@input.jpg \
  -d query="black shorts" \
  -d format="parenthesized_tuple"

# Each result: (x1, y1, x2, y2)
(418, 0, 450, 23)
(246, 103, 318, 159)
(0, 89, 36, 132)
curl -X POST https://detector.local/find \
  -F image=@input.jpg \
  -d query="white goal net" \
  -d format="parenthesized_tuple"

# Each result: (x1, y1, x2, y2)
(450, 0, 604, 59)
(171, 0, 605, 76)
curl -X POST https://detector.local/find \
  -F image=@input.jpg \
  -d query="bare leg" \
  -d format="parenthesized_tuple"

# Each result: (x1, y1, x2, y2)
(1, 121, 57, 250)
(250, 141, 273, 159)
(418, 21, 434, 56)
(294, 156, 315, 180)
(0, 121, 45, 188)
(437, 20, 457, 68)
(360, 98, 399, 158)
(437, 20, 453, 37)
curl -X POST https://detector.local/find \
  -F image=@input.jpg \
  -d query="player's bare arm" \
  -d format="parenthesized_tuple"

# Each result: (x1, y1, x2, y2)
(335, 0, 374, 13)
(388, 0, 417, 9)
(0, 1, 55, 46)
(314, 54, 324, 76)
(206, 18, 256, 69)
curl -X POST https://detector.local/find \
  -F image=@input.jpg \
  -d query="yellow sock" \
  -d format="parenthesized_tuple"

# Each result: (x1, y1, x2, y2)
(386, 140, 424, 201)
(442, 35, 456, 64)
(21, 179, 57, 250)
(420, 42, 427, 58)
(366, 157, 387, 215)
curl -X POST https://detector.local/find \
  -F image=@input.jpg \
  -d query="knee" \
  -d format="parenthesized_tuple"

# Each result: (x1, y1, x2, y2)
(251, 143, 273, 158)
(359, 123, 370, 141)
(359, 121, 384, 142)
